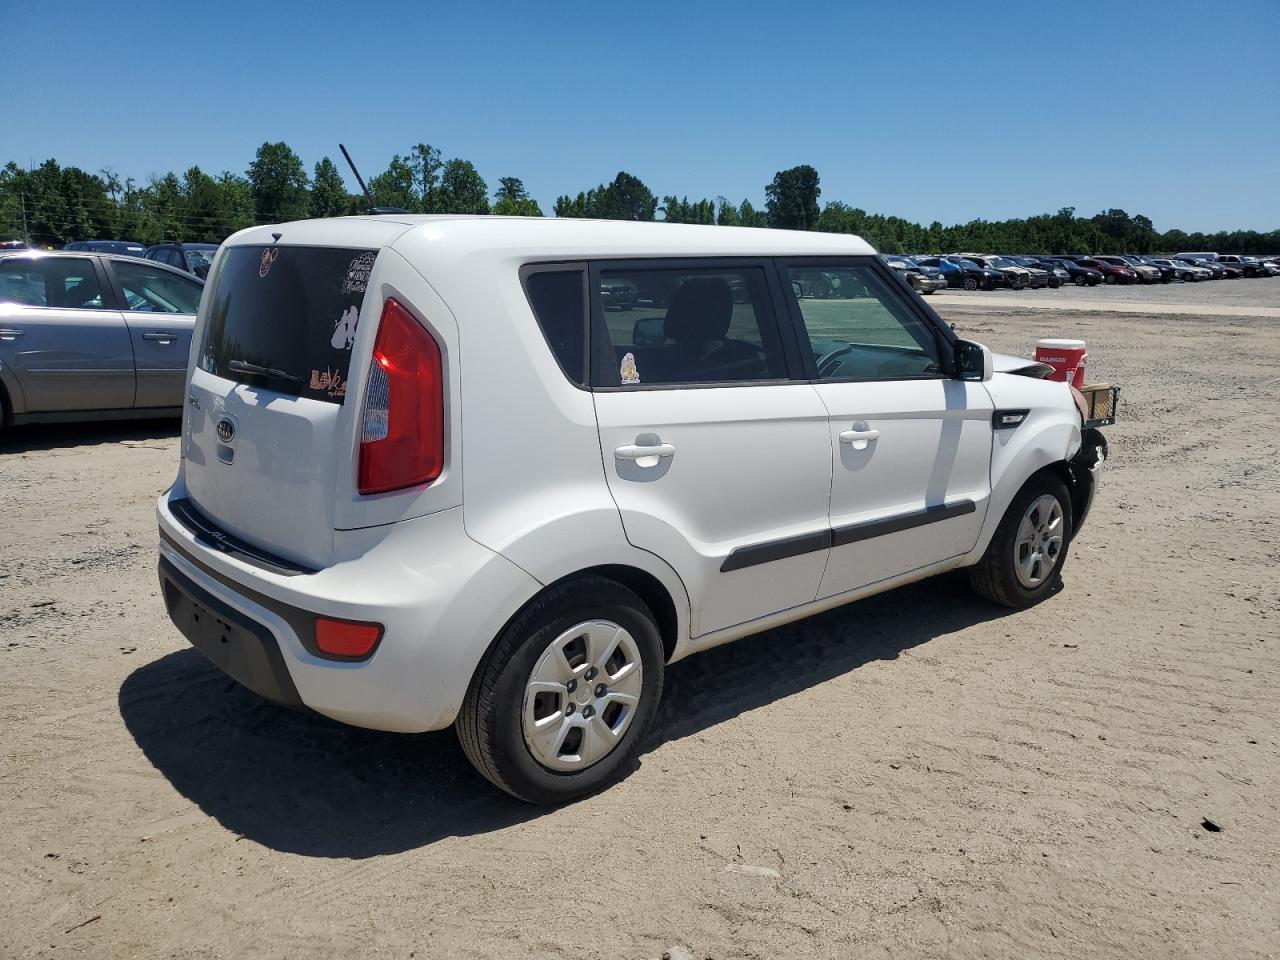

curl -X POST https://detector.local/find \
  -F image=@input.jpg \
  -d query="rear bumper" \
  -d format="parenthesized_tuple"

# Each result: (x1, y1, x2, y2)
(159, 556, 304, 707)
(155, 487, 541, 733)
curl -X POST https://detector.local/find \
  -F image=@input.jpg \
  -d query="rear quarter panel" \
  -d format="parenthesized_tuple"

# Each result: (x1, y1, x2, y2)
(390, 228, 695, 656)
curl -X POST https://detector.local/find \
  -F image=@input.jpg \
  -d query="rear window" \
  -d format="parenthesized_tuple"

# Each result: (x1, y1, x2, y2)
(197, 245, 378, 403)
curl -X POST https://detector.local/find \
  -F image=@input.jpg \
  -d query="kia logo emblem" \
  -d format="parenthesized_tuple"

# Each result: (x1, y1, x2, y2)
(216, 417, 236, 443)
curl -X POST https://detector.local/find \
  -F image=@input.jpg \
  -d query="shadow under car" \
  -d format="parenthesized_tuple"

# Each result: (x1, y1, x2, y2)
(119, 571, 1023, 857)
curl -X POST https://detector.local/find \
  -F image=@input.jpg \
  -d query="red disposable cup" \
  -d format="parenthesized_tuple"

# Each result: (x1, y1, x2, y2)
(1035, 338, 1087, 388)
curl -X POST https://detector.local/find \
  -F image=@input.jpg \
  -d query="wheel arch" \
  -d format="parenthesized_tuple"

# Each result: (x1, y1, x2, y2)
(565, 564, 680, 664)
(455, 548, 690, 718)
(0, 363, 24, 423)
(495, 563, 683, 667)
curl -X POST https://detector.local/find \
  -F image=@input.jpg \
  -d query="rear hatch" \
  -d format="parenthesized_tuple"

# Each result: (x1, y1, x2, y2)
(181, 221, 418, 569)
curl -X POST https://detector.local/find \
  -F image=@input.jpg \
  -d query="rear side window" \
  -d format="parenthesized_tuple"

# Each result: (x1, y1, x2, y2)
(197, 245, 378, 403)
(590, 264, 787, 388)
(525, 269, 586, 384)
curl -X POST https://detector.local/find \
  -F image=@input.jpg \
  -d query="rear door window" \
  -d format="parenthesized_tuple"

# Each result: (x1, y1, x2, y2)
(589, 263, 788, 388)
(197, 245, 378, 403)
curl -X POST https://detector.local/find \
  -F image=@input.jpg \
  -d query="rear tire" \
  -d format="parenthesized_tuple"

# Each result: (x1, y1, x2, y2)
(457, 576, 665, 805)
(969, 473, 1072, 609)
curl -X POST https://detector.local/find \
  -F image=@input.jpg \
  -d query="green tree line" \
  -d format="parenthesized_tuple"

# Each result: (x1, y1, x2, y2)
(2, 147, 1275, 254)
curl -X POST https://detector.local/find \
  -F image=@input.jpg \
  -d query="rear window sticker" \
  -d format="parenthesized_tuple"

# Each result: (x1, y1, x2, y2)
(331, 305, 359, 349)
(620, 352, 640, 385)
(309, 367, 347, 398)
(258, 247, 279, 278)
(342, 252, 377, 295)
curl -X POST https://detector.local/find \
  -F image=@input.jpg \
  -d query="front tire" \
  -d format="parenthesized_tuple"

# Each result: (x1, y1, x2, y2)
(969, 473, 1072, 609)
(963, 276, 979, 291)
(457, 576, 665, 804)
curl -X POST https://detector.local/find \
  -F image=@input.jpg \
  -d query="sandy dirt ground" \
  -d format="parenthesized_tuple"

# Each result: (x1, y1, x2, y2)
(2, 284, 1279, 959)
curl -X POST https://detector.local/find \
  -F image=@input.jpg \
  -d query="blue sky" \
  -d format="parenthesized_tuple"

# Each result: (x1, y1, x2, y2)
(6, 0, 1278, 232)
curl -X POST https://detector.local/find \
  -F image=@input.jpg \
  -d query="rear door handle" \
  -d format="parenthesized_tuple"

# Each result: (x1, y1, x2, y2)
(0, 328, 24, 340)
(839, 428, 880, 450)
(143, 332, 177, 344)
(615, 442, 676, 460)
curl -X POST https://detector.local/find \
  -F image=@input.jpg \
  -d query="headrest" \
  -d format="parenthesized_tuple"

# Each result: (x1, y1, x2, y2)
(663, 277, 733, 342)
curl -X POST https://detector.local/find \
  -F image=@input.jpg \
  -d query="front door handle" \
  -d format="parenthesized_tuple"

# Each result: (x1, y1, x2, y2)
(839, 428, 880, 450)
(0, 328, 24, 341)
(615, 442, 676, 461)
(143, 332, 177, 344)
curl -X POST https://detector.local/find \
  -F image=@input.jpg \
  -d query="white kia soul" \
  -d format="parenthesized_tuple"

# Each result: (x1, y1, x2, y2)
(157, 216, 1111, 803)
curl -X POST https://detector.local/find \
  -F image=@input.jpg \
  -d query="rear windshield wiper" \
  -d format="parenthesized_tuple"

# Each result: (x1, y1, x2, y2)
(228, 359, 303, 383)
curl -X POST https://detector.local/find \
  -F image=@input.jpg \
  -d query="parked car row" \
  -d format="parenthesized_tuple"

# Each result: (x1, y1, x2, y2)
(57, 239, 220, 279)
(883, 251, 1280, 292)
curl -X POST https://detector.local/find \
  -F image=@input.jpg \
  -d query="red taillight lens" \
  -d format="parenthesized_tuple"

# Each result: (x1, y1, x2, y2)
(357, 298, 444, 495)
(314, 616, 384, 659)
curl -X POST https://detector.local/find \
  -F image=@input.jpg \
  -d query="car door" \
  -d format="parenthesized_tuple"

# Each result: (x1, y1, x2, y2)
(104, 257, 202, 408)
(778, 258, 993, 600)
(589, 259, 833, 638)
(0, 255, 134, 412)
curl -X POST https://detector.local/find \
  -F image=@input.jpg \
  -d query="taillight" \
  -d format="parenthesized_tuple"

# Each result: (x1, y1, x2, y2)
(314, 616, 383, 659)
(357, 298, 444, 495)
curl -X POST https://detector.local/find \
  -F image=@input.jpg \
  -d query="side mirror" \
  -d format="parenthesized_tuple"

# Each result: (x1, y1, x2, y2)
(954, 339, 993, 382)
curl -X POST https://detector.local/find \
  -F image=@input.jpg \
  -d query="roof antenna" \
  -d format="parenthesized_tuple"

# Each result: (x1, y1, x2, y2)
(339, 143, 407, 215)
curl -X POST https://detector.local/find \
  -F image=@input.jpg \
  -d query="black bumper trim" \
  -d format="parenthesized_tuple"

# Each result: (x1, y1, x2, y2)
(1067, 428, 1108, 539)
(158, 555, 304, 708)
(168, 497, 317, 577)
(159, 529, 339, 662)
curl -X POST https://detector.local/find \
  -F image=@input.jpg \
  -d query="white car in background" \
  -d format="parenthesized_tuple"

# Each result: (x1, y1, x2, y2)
(156, 217, 1113, 803)
(1168, 258, 1215, 281)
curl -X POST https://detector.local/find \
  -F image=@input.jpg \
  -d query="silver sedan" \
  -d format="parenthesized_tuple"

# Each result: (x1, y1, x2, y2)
(0, 251, 204, 427)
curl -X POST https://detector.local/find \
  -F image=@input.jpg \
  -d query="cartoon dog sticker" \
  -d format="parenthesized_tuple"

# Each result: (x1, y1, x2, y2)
(331, 305, 359, 350)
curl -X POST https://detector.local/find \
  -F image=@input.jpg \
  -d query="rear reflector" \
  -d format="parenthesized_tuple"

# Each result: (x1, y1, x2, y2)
(314, 617, 384, 659)
(357, 298, 444, 495)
